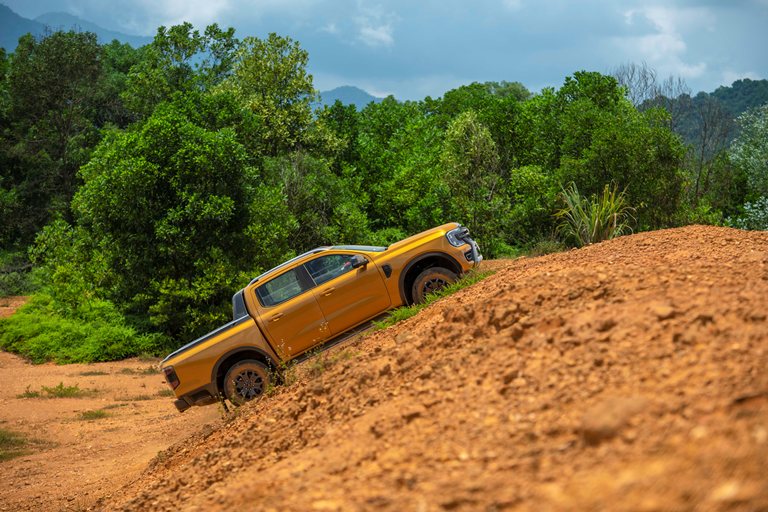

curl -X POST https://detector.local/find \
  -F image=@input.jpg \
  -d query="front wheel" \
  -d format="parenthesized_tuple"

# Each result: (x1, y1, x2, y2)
(411, 267, 457, 304)
(223, 360, 270, 406)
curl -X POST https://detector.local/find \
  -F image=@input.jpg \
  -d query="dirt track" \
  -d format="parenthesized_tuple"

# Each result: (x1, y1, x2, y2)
(3, 225, 768, 511)
(0, 353, 220, 511)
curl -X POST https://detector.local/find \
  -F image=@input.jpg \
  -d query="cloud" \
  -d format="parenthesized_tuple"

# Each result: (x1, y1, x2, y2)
(617, 5, 711, 79)
(354, 3, 396, 47)
(721, 69, 760, 86)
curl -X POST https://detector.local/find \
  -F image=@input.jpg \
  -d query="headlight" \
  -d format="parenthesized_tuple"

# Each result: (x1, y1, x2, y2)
(446, 226, 469, 247)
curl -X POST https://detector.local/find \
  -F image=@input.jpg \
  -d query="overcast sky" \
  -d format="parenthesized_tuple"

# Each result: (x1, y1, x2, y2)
(5, 0, 768, 99)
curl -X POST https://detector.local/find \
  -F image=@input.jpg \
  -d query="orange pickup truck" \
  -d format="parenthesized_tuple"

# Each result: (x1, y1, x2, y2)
(161, 223, 481, 411)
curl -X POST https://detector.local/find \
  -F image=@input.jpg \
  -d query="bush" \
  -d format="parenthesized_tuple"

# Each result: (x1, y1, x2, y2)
(726, 196, 768, 231)
(0, 251, 40, 296)
(0, 293, 168, 364)
(556, 182, 635, 247)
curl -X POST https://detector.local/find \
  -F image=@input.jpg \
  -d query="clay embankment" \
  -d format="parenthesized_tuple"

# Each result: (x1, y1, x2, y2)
(92, 225, 768, 511)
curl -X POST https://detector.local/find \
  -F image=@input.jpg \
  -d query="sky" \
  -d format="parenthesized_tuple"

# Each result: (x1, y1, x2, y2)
(4, 0, 768, 100)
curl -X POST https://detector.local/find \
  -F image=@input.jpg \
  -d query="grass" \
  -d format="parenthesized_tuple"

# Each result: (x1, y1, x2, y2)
(78, 370, 109, 376)
(156, 388, 175, 397)
(78, 409, 110, 421)
(372, 270, 494, 331)
(526, 239, 567, 257)
(306, 348, 359, 378)
(118, 366, 158, 375)
(556, 182, 635, 247)
(42, 382, 89, 398)
(0, 426, 50, 461)
(16, 386, 42, 398)
(16, 382, 93, 399)
(0, 427, 32, 461)
(117, 394, 153, 401)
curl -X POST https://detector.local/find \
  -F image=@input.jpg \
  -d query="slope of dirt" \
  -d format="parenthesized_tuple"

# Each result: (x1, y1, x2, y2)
(0, 353, 220, 512)
(92, 226, 767, 511)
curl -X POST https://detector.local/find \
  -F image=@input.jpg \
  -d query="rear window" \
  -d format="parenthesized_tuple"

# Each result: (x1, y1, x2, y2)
(255, 268, 306, 307)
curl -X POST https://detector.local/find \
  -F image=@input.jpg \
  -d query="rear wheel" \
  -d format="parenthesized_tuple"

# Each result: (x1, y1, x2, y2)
(223, 360, 270, 406)
(411, 267, 457, 304)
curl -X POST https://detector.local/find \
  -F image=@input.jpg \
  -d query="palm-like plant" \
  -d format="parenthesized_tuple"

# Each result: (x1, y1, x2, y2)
(556, 182, 636, 247)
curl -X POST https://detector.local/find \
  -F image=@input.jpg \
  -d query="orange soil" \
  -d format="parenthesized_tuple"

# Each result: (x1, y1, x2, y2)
(0, 354, 220, 512)
(4, 225, 768, 511)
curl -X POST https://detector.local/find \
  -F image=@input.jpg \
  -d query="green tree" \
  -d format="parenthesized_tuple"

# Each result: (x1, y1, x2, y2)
(122, 22, 239, 119)
(70, 100, 261, 338)
(2, 31, 104, 246)
(730, 104, 768, 200)
(441, 110, 507, 254)
(219, 33, 315, 156)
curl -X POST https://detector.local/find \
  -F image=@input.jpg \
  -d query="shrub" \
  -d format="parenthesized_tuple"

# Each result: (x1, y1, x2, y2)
(556, 182, 635, 247)
(0, 293, 168, 364)
(726, 196, 768, 231)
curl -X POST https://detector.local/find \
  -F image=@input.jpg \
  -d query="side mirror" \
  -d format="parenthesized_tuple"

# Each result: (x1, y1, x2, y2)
(350, 254, 368, 269)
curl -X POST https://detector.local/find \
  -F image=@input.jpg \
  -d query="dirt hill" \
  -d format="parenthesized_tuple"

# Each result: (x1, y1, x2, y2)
(95, 225, 767, 511)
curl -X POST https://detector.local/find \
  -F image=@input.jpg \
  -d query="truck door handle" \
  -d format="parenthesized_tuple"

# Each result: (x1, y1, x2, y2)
(270, 313, 284, 322)
(322, 287, 336, 296)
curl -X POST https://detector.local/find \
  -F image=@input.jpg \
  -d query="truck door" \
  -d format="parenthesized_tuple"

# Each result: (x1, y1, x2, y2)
(253, 267, 329, 358)
(304, 253, 391, 335)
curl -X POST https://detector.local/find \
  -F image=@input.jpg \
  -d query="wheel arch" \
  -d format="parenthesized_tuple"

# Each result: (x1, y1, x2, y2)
(212, 347, 278, 397)
(399, 252, 463, 305)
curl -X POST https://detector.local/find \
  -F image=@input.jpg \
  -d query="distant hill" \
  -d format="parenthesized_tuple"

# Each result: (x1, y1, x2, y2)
(640, 78, 768, 153)
(0, 4, 150, 52)
(318, 86, 385, 109)
(0, 3, 43, 51)
(34, 12, 151, 48)
(710, 78, 768, 117)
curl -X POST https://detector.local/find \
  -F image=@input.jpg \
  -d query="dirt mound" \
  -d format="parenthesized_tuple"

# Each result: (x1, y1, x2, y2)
(97, 226, 768, 511)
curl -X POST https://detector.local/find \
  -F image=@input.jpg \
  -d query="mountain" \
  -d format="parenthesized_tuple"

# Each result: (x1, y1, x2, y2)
(710, 78, 768, 117)
(34, 12, 151, 48)
(0, 4, 150, 52)
(0, 3, 43, 51)
(318, 86, 385, 109)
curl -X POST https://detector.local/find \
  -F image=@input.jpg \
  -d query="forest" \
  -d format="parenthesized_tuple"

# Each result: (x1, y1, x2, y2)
(1, 24, 767, 363)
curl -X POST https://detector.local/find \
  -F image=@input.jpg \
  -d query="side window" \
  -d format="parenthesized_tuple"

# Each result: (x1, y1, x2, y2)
(304, 254, 358, 286)
(256, 268, 306, 307)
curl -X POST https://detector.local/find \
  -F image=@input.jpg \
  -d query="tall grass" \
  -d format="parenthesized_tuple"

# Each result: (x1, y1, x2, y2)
(556, 182, 635, 247)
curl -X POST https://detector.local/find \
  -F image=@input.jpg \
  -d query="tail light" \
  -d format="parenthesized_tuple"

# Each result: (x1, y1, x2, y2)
(163, 366, 180, 389)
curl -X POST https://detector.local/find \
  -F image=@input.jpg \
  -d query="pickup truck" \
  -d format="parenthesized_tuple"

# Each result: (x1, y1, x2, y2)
(161, 222, 481, 412)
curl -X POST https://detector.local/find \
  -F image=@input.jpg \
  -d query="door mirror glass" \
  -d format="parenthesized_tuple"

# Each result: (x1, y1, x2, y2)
(350, 254, 368, 269)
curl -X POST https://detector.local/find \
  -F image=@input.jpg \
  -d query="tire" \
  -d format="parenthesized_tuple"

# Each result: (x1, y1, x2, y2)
(223, 360, 270, 406)
(411, 267, 457, 304)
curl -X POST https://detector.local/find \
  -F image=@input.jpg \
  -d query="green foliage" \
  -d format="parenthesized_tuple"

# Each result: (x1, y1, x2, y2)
(726, 197, 768, 231)
(730, 104, 768, 200)
(0, 23, 712, 365)
(219, 33, 315, 155)
(78, 409, 110, 420)
(526, 239, 567, 257)
(1, 30, 105, 246)
(556, 183, 635, 247)
(441, 110, 507, 256)
(0, 293, 165, 363)
(0, 427, 34, 461)
(71, 101, 258, 338)
(122, 22, 239, 118)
